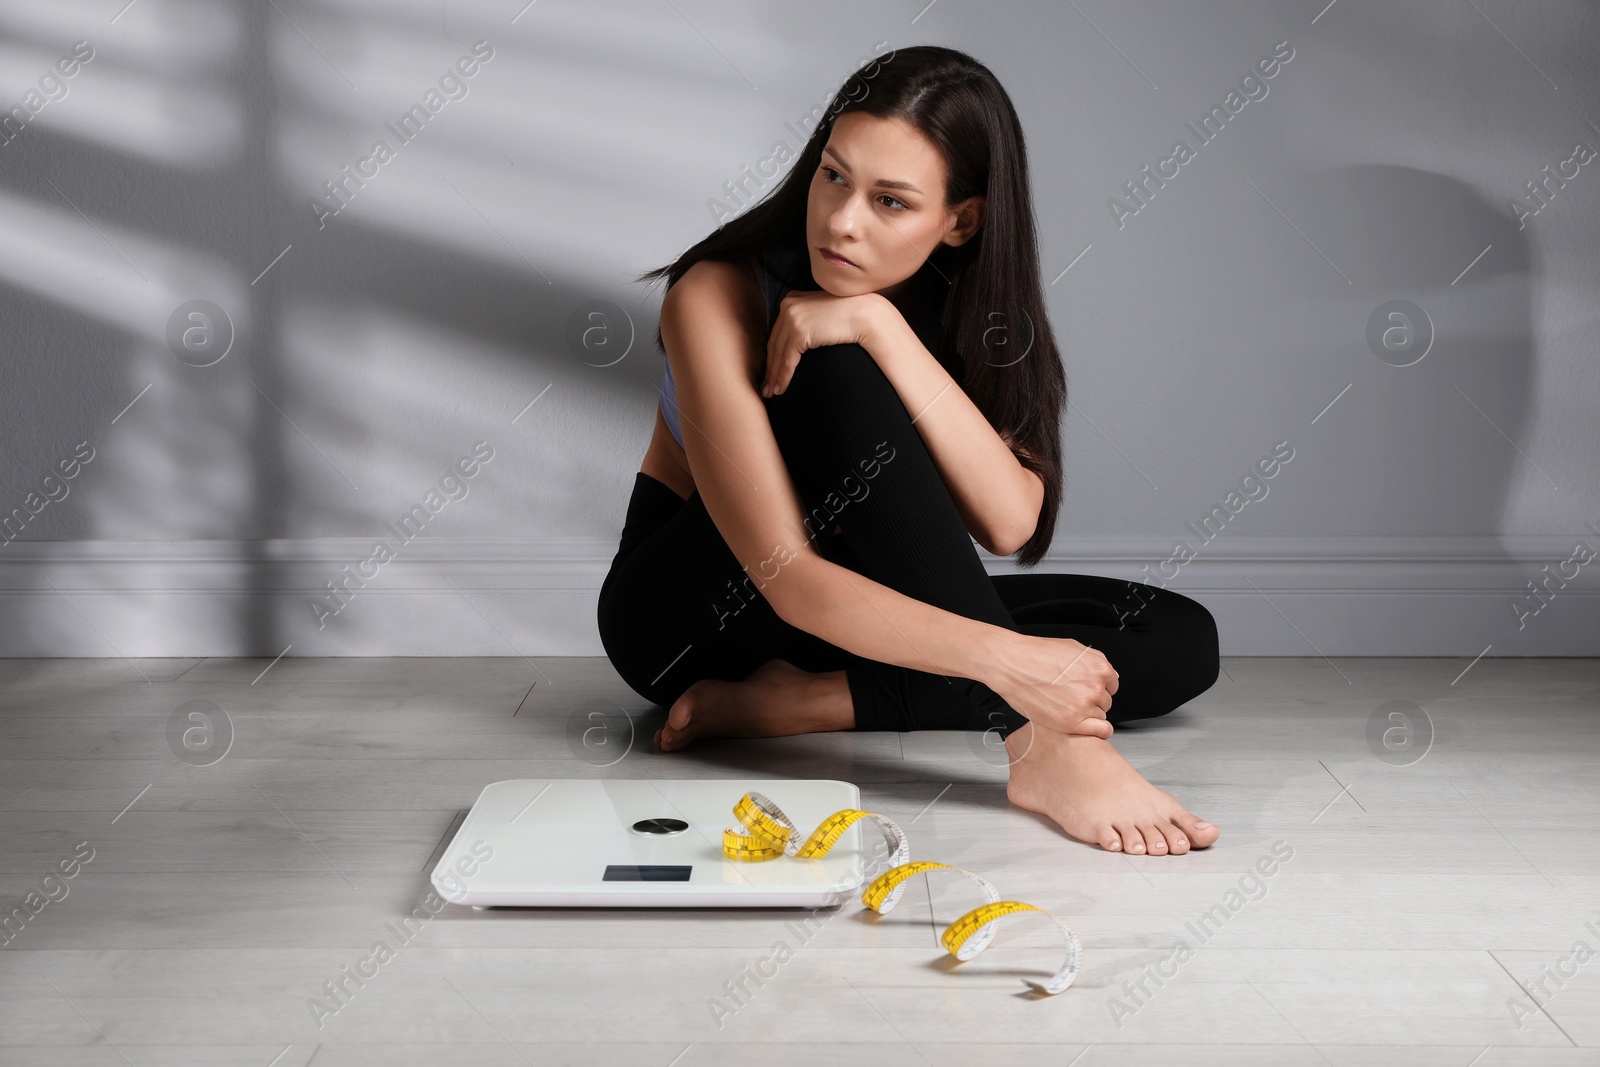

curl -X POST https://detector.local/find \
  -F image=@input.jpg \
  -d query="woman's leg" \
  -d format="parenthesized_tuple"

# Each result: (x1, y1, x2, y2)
(597, 472, 859, 713)
(762, 342, 1031, 734)
(603, 469, 905, 750)
(999, 573, 1220, 721)
(839, 569, 1220, 730)
(763, 343, 1221, 733)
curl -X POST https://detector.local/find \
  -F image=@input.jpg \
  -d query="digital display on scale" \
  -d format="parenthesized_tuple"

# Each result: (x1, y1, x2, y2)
(603, 865, 692, 882)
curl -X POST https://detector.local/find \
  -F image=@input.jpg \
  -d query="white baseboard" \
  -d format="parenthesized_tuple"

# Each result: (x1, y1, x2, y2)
(0, 536, 1594, 658)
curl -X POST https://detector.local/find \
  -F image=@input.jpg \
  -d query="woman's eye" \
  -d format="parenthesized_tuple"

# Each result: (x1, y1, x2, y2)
(820, 166, 904, 210)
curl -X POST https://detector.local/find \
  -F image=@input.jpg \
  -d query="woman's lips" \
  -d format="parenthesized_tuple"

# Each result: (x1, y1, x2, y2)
(819, 247, 858, 268)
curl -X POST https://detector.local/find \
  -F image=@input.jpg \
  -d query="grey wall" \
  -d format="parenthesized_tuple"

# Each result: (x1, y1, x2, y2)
(1, 0, 1596, 658)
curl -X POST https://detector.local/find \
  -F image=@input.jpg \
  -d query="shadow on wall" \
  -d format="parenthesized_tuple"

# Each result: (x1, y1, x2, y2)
(0, 2, 664, 657)
(1273, 162, 1534, 536)
(1233, 161, 1543, 654)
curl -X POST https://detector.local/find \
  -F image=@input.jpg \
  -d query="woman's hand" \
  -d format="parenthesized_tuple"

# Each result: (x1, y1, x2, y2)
(987, 632, 1118, 739)
(762, 290, 894, 398)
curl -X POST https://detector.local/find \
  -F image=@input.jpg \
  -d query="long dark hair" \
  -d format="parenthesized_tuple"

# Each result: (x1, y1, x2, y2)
(637, 45, 1065, 566)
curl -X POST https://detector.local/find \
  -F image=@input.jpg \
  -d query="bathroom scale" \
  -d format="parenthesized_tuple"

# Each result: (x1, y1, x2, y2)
(430, 778, 872, 908)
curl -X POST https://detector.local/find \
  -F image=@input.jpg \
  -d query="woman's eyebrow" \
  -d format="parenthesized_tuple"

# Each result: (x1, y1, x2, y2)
(822, 145, 923, 194)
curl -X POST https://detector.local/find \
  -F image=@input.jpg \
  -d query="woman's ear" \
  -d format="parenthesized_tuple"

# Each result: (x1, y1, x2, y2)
(943, 195, 986, 247)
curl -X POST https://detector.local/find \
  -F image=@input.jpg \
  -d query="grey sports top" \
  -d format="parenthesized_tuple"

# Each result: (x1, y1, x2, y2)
(659, 242, 943, 447)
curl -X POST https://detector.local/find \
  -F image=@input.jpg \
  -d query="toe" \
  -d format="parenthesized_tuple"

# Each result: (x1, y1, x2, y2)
(1139, 822, 1168, 855)
(1117, 823, 1147, 855)
(1157, 820, 1190, 855)
(666, 695, 695, 732)
(1173, 811, 1220, 848)
(1099, 826, 1122, 852)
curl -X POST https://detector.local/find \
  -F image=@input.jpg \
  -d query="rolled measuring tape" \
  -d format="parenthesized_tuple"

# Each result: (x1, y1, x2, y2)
(721, 790, 1083, 995)
(722, 790, 909, 867)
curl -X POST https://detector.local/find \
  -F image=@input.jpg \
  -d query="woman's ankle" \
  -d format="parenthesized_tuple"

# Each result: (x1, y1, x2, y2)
(747, 659, 856, 731)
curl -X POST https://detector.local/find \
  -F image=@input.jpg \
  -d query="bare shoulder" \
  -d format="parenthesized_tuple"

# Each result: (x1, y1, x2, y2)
(661, 257, 765, 344)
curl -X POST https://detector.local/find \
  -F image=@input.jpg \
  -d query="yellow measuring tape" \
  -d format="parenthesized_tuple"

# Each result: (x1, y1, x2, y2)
(722, 790, 1082, 995)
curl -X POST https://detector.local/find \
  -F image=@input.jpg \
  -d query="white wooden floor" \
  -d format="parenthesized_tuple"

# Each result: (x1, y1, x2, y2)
(1, 655, 1598, 1066)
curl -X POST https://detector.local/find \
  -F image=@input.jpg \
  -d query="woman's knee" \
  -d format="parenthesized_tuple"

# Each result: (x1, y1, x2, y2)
(595, 606, 641, 700)
(765, 343, 912, 482)
(771, 343, 898, 422)
(1097, 585, 1219, 723)
(597, 586, 674, 707)
(1149, 587, 1221, 705)
(605, 648, 680, 710)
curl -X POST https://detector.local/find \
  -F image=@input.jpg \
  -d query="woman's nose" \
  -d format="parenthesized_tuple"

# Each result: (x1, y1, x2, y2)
(827, 197, 864, 239)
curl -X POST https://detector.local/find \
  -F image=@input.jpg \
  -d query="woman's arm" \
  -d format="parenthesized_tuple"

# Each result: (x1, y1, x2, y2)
(862, 299, 1045, 557)
(662, 261, 1021, 700)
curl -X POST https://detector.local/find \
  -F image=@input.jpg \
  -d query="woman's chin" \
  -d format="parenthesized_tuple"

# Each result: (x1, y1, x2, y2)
(812, 278, 860, 298)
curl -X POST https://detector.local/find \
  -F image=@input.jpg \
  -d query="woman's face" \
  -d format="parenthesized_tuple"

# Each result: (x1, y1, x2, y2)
(805, 110, 985, 300)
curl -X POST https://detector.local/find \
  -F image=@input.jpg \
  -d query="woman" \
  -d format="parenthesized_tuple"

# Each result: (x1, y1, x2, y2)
(598, 45, 1221, 857)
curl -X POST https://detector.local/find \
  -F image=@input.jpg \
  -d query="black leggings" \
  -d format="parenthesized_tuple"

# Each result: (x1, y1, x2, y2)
(597, 342, 1220, 734)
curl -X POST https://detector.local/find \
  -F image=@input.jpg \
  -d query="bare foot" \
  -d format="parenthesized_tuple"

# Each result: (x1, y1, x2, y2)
(1004, 721, 1220, 855)
(655, 659, 854, 752)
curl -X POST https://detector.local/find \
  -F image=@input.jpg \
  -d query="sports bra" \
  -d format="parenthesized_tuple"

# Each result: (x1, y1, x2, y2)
(659, 241, 944, 447)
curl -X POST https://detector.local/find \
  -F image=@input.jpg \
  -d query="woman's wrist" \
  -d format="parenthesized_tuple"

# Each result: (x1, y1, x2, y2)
(860, 293, 909, 367)
(969, 620, 1027, 694)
